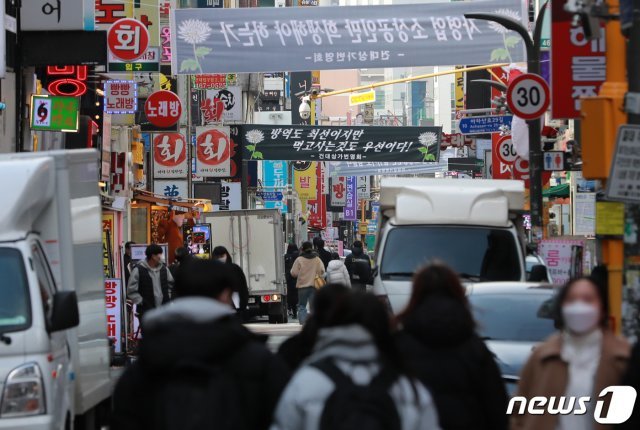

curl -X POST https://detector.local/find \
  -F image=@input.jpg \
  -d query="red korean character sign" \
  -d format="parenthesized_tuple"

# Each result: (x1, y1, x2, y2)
(145, 90, 182, 128)
(512, 156, 552, 189)
(47, 65, 88, 97)
(153, 133, 188, 178)
(104, 80, 137, 114)
(195, 127, 232, 177)
(108, 18, 150, 61)
(104, 279, 123, 353)
(551, 1, 606, 119)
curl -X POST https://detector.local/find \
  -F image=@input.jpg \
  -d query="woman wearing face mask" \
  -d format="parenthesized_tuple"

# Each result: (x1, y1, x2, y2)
(212, 246, 249, 319)
(512, 277, 631, 430)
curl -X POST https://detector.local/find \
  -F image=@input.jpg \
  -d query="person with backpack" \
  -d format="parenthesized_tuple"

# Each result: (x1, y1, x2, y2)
(325, 253, 351, 288)
(112, 259, 290, 430)
(284, 244, 300, 319)
(271, 292, 441, 430)
(290, 241, 326, 325)
(344, 241, 372, 292)
(395, 263, 508, 430)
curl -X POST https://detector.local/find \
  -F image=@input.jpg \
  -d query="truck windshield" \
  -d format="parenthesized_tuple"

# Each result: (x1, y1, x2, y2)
(381, 226, 522, 281)
(0, 248, 30, 332)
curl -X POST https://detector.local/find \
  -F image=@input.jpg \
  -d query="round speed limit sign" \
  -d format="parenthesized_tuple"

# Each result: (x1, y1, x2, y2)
(506, 73, 550, 120)
(496, 135, 517, 165)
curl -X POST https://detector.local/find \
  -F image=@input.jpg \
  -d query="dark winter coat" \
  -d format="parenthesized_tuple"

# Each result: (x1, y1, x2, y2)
(111, 297, 290, 430)
(396, 296, 508, 430)
(284, 251, 300, 291)
(316, 247, 332, 269)
(228, 262, 250, 314)
(344, 247, 372, 289)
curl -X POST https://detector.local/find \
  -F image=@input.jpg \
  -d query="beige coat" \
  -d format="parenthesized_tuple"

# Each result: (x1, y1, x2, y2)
(290, 253, 325, 289)
(512, 330, 630, 430)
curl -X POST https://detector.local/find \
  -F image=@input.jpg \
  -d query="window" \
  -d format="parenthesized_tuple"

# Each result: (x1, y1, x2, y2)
(381, 226, 522, 281)
(0, 248, 30, 332)
(31, 243, 57, 324)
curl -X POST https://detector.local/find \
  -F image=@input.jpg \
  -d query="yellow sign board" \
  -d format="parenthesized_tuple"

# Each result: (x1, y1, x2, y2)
(359, 222, 369, 235)
(596, 201, 625, 236)
(349, 90, 376, 106)
(294, 162, 317, 201)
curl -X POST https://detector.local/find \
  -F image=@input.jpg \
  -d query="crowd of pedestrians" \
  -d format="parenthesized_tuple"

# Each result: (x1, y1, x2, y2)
(115, 242, 640, 430)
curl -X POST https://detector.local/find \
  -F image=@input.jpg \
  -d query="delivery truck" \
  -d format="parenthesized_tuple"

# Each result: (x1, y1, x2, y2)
(202, 209, 288, 323)
(0, 150, 115, 429)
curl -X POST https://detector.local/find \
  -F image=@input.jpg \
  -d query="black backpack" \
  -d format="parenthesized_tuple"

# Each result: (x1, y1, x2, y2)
(351, 256, 372, 284)
(312, 358, 402, 430)
(152, 358, 244, 430)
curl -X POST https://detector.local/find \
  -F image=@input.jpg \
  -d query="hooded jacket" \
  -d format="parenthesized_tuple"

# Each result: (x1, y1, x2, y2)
(112, 297, 290, 430)
(396, 296, 508, 430)
(344, 247, 372, 286)
(271, 324, 441, 430)
(127, 259, 174, 313)
(326, 260, 351, 287)
(291, 251, 325, 289)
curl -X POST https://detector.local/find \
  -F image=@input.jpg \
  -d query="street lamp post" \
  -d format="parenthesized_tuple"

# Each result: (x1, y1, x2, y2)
(465, 3, 548, 242)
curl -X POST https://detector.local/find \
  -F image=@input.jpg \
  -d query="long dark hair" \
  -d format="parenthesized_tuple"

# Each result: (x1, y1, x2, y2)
(286, 243, 299, 255)
(396, 263, 474, 327)
(554, 276, 609, 329)
(212, 246, 233, 264)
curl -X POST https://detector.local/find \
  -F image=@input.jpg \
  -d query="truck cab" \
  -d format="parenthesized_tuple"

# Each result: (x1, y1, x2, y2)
(372, 178, 527, 314)
(0, 150, 113, 430)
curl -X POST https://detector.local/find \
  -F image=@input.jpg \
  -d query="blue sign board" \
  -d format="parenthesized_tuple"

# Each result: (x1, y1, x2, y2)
(459, 115, 512, 135)
(263, 160, 288, 213)
(257, 191, 284, 201)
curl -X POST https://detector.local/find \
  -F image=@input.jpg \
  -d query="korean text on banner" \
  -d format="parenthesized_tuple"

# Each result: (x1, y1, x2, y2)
(539, 239, 587, 285)
(172, 0, 525, 74)
(263, 160, 289, 213)
(551, 1, 606, 119)
(241, 125, 442, 162)
(195, 126, 232, 177)
(331, 176, 347, 207)
(154, 180, 188, 199)
(22, 0, 91, 31)
(344, 176, 357, 221)
(105, 80, 138, 114)
(308, 163, 327, 229)
(153, 133, 189, 178)
(294, 162, 317, 200)
(105, 279, 123, 353)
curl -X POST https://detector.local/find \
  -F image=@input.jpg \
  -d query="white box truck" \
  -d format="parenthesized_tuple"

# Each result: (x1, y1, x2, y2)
(0, 150, 115, 429)
(372, 178, 529, 314)
(202, 209, 288, 323)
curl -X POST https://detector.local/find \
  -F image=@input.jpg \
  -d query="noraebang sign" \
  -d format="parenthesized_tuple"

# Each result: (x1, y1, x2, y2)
(171, 0, 526, 74)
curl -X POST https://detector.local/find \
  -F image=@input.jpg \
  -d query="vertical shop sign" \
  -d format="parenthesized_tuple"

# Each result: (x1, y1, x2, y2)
(551, 1, 606, 118)
(344, 176, 357, 221)
(308, 163, 327, 229)
(213, 181, 241, 211)
(293, 161, 317, 200)
(153, 133, 188, 178)
(154, 180, 188, 199)
(104, 279, 123, 353)
(331, 176, 347, 207)
(195, 126, 232, 177)
(263, 160, 288, 213)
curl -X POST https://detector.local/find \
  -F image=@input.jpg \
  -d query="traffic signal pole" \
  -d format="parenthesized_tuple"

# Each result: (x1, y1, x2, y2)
(466, 3, 548, 241)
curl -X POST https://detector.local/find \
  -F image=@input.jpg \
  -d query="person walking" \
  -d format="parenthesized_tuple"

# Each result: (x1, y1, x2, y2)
(127, 244, 174, 318)
(396, 263, 508, 430)
(314, 237, 332, 269)
(344, 241, 372, 292)
(284, 244, 300, 319)
(325, 253, 351, 288)
(271, 292, 441, 430)
(512, 277, 631, 430)
(113, 259, 290, 430)
(212, 246, 249, 318)
(290, 241, 325, 325)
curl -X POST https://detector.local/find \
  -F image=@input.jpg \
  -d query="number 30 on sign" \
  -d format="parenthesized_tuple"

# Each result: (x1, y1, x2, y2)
(506, 73, 550, 120)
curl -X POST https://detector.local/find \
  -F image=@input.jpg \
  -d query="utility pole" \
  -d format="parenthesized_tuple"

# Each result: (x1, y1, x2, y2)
(465, 3, 548, 242)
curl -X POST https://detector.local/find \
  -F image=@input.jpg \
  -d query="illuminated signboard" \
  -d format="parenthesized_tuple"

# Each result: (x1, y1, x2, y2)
(31, 95, 80, 132)
(46, 65, 88, 97)
(104, 80, 138, 114)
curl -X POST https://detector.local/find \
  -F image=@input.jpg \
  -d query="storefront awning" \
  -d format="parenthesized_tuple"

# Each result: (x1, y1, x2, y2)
(133, 191, 201, 211)
(543, 183, 570, 198)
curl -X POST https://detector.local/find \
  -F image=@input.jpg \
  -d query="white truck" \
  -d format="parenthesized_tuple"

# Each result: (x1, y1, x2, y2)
(202, 209, 288, 323)
(0, 150, 115, 429)
(372, 178, 530, 314)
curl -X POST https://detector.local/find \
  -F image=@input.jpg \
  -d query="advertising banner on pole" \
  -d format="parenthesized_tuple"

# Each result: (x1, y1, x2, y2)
(195, 126, 232, 177)
(203, 86, 242, 123)
(308, 163, 327, 229)
(539, 239, 589, 285)
(213, 181, 242, 211)
(357, 176, 370, 199)
(153, 133, 188, 178)
(105, 279, 123, 353)
(263, 160, 288, 213)
(551, 0, 606, 119)
(344, 176, 357, 221)
(242, 125, 441, 162)
(294, 161, 317, 200)
(328, 161, 446, 177)
(172, 0, 526, 74)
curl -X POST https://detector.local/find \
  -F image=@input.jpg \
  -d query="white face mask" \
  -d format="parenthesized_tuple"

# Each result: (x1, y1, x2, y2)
(562, 301, 600, 334)
(217, 256, 227, 263)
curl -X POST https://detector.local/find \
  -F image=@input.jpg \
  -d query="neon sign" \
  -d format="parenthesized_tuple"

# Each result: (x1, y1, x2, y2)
(47, 66, 88, 97)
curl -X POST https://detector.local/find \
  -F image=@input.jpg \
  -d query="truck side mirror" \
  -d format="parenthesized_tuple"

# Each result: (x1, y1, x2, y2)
(50, 291, 80, 332)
